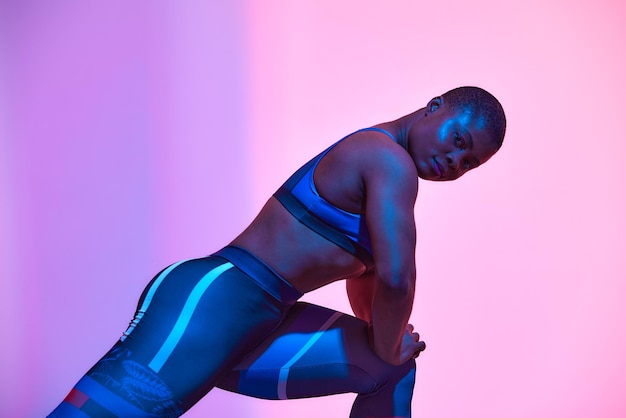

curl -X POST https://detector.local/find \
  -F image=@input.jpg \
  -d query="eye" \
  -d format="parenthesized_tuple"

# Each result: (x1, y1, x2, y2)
(454, 132, 467, 149)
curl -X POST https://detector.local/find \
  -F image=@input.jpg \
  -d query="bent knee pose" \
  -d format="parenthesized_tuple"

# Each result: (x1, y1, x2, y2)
(49, 86, 506, 417)
(219, 302, 417, 418)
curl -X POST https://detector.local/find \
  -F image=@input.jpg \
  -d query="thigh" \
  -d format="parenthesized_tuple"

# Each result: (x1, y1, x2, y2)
(217, 302, 411, 400)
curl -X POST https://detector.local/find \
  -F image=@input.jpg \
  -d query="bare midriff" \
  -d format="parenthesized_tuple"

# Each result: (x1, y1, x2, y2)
(229, 197, 367, 293)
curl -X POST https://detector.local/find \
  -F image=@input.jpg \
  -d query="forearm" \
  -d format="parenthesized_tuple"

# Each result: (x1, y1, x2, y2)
(370, 277, 415, 365)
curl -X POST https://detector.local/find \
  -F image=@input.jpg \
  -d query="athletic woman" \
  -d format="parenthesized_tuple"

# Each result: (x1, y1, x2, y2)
(49, 86, 506, 418)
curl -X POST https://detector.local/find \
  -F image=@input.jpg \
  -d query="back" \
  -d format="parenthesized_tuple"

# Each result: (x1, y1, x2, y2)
(229, 126, 414, 293)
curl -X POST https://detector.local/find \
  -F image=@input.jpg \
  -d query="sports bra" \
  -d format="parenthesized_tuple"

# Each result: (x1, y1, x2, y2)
(273, 127, 396, 271)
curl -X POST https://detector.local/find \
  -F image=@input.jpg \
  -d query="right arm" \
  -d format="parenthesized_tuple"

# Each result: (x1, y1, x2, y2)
(361, 143, 421, 365)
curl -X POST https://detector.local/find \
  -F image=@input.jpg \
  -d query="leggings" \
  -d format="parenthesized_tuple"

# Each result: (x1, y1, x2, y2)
(48, 246, 416, 418)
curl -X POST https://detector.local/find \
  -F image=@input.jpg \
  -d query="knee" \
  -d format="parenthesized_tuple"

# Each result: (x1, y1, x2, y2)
(392, 360, 416, 395)
(367, 359, 416, 396)
(386, 359, 416, 389)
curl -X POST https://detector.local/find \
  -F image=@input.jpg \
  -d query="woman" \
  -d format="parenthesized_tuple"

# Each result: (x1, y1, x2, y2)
(49, 86, 506, 417)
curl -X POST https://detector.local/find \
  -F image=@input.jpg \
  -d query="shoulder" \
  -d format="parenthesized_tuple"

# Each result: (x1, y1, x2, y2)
(315, 127, 418, 207)
(343, 130, 417, 191)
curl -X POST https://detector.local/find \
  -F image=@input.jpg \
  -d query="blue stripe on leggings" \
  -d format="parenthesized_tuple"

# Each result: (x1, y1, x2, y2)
(149, 261, 234, 373)
(392, 366, 417, 416)
(277, 311, 342, 399)
(50, 402, 90, 417)
(121, 260, 189, 342)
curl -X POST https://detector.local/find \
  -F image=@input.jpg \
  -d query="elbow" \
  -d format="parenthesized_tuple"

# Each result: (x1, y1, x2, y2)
(376, 268, 415, 296)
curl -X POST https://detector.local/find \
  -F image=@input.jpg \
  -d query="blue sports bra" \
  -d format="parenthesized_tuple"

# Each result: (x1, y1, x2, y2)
(273, 127, 396, 270)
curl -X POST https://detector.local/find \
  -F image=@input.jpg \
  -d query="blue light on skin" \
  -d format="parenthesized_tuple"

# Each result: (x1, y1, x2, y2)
(410, 103, 496, 182)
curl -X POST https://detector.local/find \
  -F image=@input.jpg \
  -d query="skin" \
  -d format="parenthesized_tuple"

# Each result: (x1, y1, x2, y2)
(230, 94, 500, 365)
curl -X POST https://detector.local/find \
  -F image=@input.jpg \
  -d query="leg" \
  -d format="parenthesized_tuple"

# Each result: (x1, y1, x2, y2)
(49, 255, 293, 417)
(217, 302, 417, 418)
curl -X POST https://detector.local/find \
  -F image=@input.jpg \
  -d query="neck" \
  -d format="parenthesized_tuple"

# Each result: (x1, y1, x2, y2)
(378, 107, 426, 152)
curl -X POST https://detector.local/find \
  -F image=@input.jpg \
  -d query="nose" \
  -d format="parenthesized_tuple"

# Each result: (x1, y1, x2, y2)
(445, 152, 459, 171)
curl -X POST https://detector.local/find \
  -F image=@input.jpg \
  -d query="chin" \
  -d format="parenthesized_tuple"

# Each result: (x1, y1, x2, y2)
(418, 173, 443, 182)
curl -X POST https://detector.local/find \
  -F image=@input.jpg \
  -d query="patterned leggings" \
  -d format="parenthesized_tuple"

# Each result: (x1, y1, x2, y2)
(48, 246, 416, 417)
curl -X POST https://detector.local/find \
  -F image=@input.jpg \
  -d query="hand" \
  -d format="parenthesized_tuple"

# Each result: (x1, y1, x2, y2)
(400, 324, 426, 363)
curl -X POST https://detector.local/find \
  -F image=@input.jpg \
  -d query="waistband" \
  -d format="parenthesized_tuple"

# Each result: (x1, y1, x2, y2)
(212, 245, 303, 305)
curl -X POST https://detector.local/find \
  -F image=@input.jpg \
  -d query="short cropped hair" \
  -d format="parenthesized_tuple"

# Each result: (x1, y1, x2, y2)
(442, 86, 507, 150)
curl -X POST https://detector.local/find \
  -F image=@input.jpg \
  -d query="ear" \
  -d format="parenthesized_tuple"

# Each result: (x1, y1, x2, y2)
(425, 96, 443, 115)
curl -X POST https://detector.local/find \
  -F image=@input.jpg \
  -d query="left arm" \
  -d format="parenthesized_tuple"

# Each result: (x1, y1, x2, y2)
(346, 271, 376, 323)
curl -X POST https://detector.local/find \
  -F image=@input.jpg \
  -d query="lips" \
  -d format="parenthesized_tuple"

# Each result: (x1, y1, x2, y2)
(432, 156, 444, 178)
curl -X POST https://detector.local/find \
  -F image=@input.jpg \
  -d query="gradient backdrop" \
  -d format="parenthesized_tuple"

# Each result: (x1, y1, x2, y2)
(1, 1, 625, 417)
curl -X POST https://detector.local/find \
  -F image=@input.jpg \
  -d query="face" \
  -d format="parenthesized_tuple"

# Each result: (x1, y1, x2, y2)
(408, 99, 498, 181)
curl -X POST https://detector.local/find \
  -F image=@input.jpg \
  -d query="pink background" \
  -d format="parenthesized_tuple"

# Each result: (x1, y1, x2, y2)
(1, 1, 625, 416)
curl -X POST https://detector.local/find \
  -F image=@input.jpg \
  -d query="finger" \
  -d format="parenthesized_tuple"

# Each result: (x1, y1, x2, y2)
(406, 323, 414, 333)
(412, 342, 426, 358)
